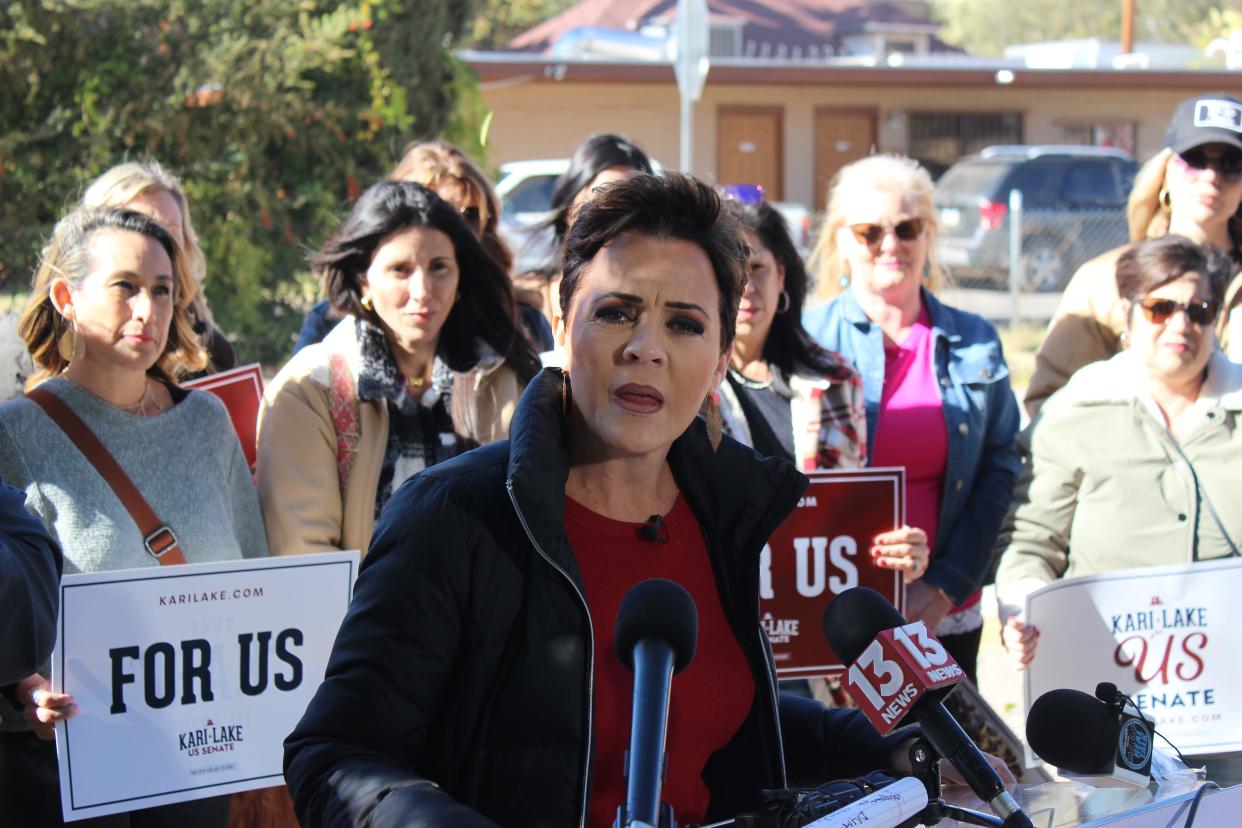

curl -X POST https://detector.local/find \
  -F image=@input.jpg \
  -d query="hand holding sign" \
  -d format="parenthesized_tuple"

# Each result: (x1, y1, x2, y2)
(871, 525, 929, 582)
(16, 672, 77, 739)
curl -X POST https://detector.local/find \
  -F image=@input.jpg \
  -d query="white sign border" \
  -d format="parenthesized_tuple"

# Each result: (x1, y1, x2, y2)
(1023, 555, 1242, 757)
(54, 551, 358, 819)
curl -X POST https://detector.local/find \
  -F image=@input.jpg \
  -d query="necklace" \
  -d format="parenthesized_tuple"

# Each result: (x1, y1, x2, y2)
(119, 381, 151, 415)
(63, 375, 163, 416)
(406, 375, 426, 389)
(729, 365, 774, 390)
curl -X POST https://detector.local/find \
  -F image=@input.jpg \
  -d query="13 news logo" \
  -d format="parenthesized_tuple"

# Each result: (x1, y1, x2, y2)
(844, 621, 964, 734)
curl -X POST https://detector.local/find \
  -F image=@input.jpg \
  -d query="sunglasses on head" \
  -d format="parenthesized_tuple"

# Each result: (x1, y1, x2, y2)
(849, 218, 925, 246)
(1177, 147, 1242, 179)
(720, 183, 765, 205)
(1136, 296, 1219, 326)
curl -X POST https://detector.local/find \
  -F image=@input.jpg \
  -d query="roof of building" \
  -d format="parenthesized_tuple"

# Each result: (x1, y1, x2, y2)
(462, 51, 1242, 91)
(508, 0, 947, 55)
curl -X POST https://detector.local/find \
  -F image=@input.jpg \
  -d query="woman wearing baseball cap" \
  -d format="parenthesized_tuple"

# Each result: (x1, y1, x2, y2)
(1025, 93, 1242, 417)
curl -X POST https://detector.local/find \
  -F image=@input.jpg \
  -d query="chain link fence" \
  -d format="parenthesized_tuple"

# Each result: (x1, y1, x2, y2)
(939, 190, 1131, 327)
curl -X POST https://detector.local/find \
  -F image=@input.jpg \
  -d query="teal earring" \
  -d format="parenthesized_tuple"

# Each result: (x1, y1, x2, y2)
(839, 268, 851, 288)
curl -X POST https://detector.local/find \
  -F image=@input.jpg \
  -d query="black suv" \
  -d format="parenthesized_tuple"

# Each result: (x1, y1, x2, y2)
(936, 145, 1138, 291)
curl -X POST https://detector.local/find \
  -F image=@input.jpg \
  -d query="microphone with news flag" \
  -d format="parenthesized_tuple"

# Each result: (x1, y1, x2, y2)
(822, 587, 1032, 828)
(1026, 684, 1155, 788)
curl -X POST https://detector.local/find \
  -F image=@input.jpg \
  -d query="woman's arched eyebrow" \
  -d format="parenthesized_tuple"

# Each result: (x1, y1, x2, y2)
(593, 292, 708, 316)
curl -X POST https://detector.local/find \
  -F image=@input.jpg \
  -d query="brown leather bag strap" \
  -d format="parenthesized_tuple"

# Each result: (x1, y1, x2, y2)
(27, 386, 187, 565)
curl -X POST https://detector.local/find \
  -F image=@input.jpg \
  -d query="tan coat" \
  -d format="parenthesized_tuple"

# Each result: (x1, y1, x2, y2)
(1024, 245, 1242, 418)
(996, 350, 1242, 616)
(256, 317, 523, 556)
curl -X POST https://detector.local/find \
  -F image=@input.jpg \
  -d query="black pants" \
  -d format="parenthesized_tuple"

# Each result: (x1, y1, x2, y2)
(0, 731, 229, 827)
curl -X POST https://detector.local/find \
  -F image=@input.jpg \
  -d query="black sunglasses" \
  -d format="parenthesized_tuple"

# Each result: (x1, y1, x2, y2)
(1178, 147, 1242, 179)
(1136, 296, 1219, 326)
(849, 218, 925, 247)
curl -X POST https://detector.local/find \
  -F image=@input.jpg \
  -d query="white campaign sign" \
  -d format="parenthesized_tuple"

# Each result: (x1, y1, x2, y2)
(53, 551, 359, 821)
(1024, 557, 1242, 758)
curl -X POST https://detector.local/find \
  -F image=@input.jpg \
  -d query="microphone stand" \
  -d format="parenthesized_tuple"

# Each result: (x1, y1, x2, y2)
(614, 794, 677, 828)
(908, 740, 1031, 828)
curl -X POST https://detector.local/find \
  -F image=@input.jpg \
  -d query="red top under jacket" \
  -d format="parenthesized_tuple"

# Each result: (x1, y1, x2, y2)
(564, 493, 756, 828)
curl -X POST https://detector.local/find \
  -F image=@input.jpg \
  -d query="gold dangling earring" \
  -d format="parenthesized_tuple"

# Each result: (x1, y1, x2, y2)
(1159, 187, 1172, 212)
(561, 370, 571, 417)
(57, 321, 78, 363)
(360, 294, 373, 312)
(705, 393, 723, 452)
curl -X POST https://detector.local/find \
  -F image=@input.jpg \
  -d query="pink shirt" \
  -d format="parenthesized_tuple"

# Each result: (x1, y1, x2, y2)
(872, 306, 977, 612)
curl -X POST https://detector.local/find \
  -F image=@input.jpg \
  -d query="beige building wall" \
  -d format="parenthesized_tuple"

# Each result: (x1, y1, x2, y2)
(479, 78, 1217, 208)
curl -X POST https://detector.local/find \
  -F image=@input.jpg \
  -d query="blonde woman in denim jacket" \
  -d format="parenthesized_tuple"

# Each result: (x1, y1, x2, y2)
(804, 155, 1020, 680)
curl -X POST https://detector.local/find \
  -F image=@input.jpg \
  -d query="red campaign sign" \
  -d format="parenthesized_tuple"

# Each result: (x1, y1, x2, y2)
(183, 363, 264, 471)
(760, 467, 906, 678)
(843, 621, 965, 735)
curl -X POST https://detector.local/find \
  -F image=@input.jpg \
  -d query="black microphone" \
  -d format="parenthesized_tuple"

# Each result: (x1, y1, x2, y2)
(1026, 686, 1154, 788)
(823, 587, 1032, 828)
(637, 514, 668, 544)
(614, 579, 698, 828)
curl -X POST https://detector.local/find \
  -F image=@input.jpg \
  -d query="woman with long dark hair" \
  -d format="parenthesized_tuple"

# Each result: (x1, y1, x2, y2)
(515, 132, 655, 324)
(257, 181, 540, 557)
(718, 193, 930, 580)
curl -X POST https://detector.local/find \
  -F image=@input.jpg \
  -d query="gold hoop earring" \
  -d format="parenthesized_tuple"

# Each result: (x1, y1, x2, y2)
(1159, 187, 1172, 212)
(705, 393, 723, 452)
(775, 290, 791, 314)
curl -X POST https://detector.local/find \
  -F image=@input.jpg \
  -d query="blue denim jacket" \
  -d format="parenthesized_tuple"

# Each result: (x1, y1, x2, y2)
(803, 289, 1020, 603)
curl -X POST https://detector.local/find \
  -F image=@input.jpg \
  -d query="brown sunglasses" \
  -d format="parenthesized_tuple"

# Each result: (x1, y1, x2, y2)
(1136, 296, 1219, 326)
(849, 218, 925, 246)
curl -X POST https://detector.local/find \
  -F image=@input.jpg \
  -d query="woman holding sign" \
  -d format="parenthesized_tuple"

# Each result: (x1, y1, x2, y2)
(284, 174, 932, 827)
(997, 236, 1242, 655)
(803, 155, 1020, 682)
(257, 181, 541, 558)
(0, 207, 268, 824)
(996, 235, 1242, 785)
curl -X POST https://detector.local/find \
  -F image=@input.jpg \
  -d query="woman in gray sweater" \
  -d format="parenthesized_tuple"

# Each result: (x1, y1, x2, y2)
(0, 207, 267, 826)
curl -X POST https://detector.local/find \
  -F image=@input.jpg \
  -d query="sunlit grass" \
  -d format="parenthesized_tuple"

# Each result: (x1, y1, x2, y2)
(997, 320, 1044, 398)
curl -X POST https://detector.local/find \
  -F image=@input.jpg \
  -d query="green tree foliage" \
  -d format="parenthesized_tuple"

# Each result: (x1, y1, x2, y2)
(933, 0, 1225, 57)
(464, 0, 577, 51)
(0, 0, 482, 364)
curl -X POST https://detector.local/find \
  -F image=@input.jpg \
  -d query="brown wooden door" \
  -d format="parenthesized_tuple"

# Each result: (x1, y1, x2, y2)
(813, 108, 877, 211)
(717, 107, 783, 200)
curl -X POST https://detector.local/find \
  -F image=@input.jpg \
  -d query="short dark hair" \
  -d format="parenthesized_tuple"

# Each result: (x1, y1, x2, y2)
(314, 180, 539, 380)
(723, 199, 853, 378)
(560, 172, 748, 352)
(1115, 235, 1231, 308)
(547, 133, 654, 251)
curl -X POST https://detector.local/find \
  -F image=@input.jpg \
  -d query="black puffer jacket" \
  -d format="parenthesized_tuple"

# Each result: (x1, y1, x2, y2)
(284, 368, 911, 827)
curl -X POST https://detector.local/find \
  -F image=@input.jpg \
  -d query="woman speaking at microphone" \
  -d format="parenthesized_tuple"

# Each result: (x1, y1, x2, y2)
(284, 174, 923, 827)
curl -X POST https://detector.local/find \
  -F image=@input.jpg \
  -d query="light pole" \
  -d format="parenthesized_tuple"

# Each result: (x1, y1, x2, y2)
(674, 0, 710, 174)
